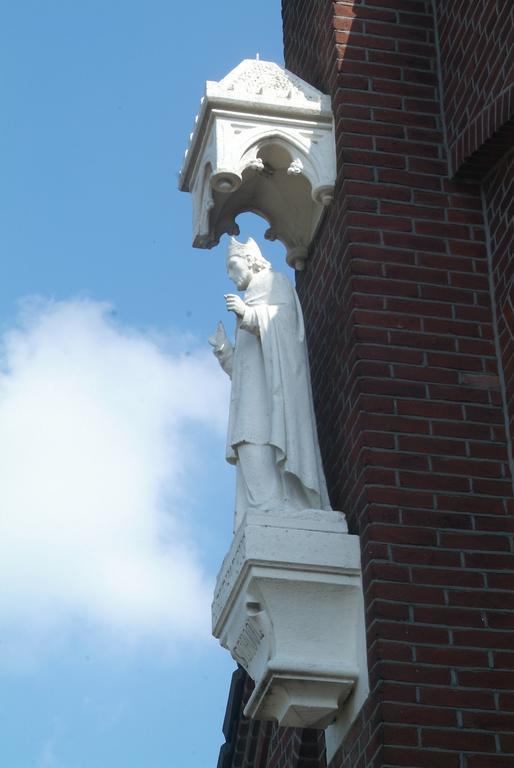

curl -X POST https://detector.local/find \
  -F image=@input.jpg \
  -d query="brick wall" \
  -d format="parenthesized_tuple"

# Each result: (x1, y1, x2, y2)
(284, 1, 514, 767)
(434, 0, 514, 176)
(483, 149, 514, 489)
(282, 0, 338, 93)
(217, 671, 275, 768)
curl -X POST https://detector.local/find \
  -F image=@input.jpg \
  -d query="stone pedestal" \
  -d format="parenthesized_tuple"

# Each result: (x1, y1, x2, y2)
(212, 509, 366, 729)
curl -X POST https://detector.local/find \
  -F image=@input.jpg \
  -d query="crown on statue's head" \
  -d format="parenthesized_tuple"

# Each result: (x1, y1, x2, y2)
(226, 236, 271, 272)
(227, 236, 260, 260)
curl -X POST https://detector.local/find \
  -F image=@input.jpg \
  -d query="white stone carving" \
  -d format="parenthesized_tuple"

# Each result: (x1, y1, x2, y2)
(220, 59, 319, 103)
(212, 509, 365, 729)
(209, 237, 334, 533)
(179, 58, 336, 270)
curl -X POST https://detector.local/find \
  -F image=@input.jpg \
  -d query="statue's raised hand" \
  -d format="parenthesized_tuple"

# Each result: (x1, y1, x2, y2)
(208, 320, 228, 352)
(225, 293, 246, 318)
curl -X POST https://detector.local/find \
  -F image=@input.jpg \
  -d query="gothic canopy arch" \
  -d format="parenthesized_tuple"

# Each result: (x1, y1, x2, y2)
(179, 59, 336, 270)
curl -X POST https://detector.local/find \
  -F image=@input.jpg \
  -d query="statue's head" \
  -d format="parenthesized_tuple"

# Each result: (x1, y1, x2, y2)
(226, 237, 271, 291)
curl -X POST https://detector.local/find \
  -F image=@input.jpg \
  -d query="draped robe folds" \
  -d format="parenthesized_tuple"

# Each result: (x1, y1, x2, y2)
(223, 268, 331, 513)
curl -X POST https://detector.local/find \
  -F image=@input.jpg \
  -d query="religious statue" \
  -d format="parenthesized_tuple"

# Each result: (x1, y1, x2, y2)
(209, 237, 331, 530)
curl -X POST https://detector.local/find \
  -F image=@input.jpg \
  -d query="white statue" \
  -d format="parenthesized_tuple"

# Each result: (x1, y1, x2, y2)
(209, 237, 331, 530)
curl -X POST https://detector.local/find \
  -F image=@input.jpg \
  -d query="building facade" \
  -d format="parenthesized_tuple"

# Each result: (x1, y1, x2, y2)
(217, 1, 514, 766)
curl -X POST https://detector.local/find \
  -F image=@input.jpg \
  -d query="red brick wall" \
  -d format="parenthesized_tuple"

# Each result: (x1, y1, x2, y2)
(282, 0, 338, 94)
(282, 1, 514, 767)
(434, 0, 514, 176)
(483, 149, 514, 488)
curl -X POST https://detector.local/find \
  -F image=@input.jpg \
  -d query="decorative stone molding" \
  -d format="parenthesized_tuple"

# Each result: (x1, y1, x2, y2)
(212, 509, 366, 730)
(179, 59, 336, 270)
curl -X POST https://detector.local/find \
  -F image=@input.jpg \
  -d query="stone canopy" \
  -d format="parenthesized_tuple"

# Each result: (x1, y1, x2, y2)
(179, 58, 336, 270)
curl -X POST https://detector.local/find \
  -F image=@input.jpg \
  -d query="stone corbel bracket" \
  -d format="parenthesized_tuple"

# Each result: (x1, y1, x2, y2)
(212, 509, 365, 729)
(179, 59, 336, 270)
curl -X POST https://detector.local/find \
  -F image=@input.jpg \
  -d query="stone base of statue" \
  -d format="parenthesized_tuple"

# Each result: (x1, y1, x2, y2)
(212, 508, 366, 729)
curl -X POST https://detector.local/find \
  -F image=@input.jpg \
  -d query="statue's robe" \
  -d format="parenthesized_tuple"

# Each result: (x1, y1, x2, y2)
(224, 268, 331, 512)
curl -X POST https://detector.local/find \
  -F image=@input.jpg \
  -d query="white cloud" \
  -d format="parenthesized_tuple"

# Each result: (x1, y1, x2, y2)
(0, 298, 228, 657)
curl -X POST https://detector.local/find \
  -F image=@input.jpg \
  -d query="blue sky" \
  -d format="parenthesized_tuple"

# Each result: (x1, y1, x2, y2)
(0, 2, 286, 766)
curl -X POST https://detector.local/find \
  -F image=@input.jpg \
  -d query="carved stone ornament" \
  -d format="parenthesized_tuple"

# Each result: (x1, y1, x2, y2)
(212, 509, 367, 730)
(179, 59, 336, 270)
